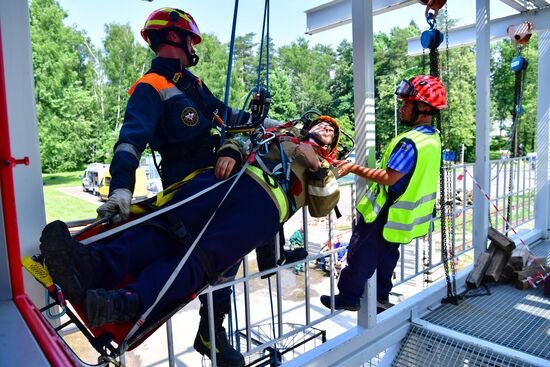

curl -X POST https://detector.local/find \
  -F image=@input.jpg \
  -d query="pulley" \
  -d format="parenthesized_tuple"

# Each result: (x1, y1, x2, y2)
(507, 22, 532, 72)
(510, 53, 528, 72)
(249, 87, 272, 126)
(420, 2, 445, 50)
(507, 22, 533, 48)
(421, 27, 444, 50)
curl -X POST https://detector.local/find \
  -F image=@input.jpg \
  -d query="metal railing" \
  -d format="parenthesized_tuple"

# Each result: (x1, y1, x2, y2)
(63, 156, 537, 366)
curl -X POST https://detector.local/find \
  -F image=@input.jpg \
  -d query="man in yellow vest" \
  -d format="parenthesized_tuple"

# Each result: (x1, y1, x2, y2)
(321, 75, 447, 312)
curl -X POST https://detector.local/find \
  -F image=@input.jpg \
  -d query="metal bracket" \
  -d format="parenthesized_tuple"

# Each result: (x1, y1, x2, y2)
(2, 156, 29, 167)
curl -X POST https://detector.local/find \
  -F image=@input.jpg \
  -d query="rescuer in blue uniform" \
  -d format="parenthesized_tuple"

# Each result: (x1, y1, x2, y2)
(321, 75, 447, 313)
(94, 8, 280, 366)
(40, 117, 341, 364)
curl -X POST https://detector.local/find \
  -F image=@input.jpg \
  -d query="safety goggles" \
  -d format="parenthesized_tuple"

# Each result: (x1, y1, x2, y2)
(395, 79, 416, 98)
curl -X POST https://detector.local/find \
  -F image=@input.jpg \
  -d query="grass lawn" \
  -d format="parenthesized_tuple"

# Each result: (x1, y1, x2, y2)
(43, 171, 98, 223)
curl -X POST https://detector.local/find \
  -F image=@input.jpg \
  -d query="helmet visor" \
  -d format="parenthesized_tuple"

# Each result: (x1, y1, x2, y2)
(395, 79, 416, 98)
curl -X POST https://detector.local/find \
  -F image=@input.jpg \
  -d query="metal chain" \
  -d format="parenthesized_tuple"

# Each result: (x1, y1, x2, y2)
(505, 66, 525, 234)
(431, 39, 457, 303)
(444, 5, 458, 299)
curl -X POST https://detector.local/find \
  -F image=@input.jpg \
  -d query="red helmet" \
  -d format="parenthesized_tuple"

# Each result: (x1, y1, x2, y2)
(141, 8, 201, 48)
(395, 75, 448, 110)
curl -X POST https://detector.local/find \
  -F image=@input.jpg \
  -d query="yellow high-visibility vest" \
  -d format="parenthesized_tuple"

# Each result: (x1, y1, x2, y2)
(356, 128, 441, 244)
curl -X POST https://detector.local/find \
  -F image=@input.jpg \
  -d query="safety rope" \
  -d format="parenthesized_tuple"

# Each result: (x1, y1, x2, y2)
(221, 0, 240, 144)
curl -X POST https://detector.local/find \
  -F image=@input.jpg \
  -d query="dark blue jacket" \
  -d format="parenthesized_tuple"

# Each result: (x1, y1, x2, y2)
(109, 57, 250, 193)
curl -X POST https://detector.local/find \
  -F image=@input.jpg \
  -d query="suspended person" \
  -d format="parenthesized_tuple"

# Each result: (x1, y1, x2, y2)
(94, 8, 282, 366)
(39, 116, 341, 361)
(321, 75, 447, 312)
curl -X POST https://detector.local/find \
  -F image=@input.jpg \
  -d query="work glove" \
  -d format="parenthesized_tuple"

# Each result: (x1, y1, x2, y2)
(96, 188, 132, 223)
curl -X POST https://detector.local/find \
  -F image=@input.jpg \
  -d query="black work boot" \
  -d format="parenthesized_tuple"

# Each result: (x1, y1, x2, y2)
(193, 303, 245, 367)
(86, 289, 140, 328)
(40, 220, 101, 303)
(376, 298, 395, 314)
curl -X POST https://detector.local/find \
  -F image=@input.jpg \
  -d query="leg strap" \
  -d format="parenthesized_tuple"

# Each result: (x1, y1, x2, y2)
(143, 215, 220, 285)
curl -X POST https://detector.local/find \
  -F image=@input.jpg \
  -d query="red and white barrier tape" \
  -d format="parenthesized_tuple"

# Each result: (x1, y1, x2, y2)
(458, 169, 550, 288)
(457, 170, 528, 248)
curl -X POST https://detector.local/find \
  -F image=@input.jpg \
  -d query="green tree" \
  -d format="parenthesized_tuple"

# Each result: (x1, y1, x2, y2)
(278, 38, 336, 114)
(102, 23, 150, 133)
(30, 0, 98, 172)
(330, 40, 354, 122)
(268, 69, 297, 120)
(233, 33, 258, 91)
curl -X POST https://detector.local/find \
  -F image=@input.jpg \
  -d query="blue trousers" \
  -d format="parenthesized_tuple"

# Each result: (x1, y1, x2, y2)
(337, 202, 401, 303)
(90, 171, 280, 316)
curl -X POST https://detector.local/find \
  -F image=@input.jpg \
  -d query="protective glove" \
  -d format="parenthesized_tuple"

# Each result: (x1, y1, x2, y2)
(96, 188, 132, 223)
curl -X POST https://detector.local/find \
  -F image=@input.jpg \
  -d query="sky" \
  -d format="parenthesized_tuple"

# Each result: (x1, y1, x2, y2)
(56, 0, 518, 50)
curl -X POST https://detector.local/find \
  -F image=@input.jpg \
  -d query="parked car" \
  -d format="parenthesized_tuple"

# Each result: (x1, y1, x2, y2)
(81, 163, 109, 196)
(141, 154, 164, 195)
(98, 167, 149, 202)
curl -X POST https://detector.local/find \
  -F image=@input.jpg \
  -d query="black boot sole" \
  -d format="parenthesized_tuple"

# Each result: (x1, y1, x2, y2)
(40, 221, 86, 304)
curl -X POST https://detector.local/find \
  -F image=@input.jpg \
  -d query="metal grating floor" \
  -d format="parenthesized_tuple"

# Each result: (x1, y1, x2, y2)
(422, 240, 550, 360)
(391, 324, 535, 367)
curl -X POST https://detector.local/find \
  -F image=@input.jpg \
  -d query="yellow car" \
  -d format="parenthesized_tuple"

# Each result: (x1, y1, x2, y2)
(98, 167, 149, 202)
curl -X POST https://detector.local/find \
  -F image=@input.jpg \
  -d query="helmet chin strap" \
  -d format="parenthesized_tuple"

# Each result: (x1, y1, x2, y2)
(401, 102, 437, 126)
(307, 133, 331, 152)
(163, 38, 200, 67)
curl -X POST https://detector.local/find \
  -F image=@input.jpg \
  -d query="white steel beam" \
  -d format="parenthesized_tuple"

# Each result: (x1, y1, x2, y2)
(305, 0, 416, 35)
(349, 0, 377, 329)
(407, 6, 550, 55)
(535, 30, 550, 236)
(499, 0, 531, 12)
(472, 0, 491, 258)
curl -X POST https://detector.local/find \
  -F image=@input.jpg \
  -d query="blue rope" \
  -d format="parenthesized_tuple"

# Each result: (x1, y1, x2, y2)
(222, 0, 240, 145)
(266, 0, 270, 90)
(256, 0, 269, 90)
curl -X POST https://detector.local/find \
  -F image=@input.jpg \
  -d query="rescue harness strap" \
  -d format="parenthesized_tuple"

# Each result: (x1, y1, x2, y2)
(119, 159, 253, 353)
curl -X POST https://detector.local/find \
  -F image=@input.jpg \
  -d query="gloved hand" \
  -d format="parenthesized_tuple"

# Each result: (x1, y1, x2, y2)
(96, 188, 132, 223)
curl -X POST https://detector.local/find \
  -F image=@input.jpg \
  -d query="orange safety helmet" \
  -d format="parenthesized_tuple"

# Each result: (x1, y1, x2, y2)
(141, 8, 201, 50)
(395, 75, 448, 110)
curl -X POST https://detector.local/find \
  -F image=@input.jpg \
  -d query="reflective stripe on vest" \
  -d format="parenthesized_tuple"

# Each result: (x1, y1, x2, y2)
(308, 178, 339, 197)
(391, 192, 436, 210)
(246, 165, 289, 223)
(357, 185, 382, 218)
(357, 129, 441, 244)
(128, 73, 182, 102)
(385, 212, 433, 231)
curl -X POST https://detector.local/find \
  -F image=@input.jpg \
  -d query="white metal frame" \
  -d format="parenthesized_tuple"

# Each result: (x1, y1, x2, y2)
(0, 0, 46, 308)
